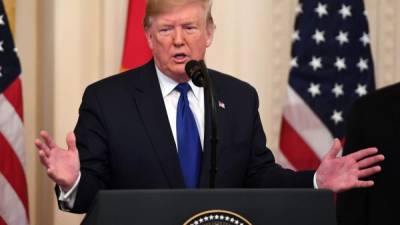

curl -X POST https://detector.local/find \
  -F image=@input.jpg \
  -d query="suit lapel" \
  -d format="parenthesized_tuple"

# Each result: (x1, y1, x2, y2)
(128, 61, 185, 188)
(199, 72, 226, 188)
(199, 84, 212, 187)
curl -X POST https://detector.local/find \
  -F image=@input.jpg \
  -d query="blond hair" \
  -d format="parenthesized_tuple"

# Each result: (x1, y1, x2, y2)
(144, 0, 214, 29)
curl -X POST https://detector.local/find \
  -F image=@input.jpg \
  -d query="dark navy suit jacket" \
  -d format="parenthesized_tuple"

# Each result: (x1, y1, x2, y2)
(60, 60, 314, 213)
(337, 82, 400, 225)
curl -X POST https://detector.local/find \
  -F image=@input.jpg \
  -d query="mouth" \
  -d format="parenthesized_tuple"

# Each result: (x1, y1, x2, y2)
(173, 53, 188, 63)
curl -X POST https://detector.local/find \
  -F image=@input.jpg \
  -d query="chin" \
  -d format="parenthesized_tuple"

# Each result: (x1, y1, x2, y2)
(170, 66, 186, 75)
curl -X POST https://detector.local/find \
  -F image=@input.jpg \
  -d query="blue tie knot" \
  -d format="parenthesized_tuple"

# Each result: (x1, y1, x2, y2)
(175, 83, 191, 95)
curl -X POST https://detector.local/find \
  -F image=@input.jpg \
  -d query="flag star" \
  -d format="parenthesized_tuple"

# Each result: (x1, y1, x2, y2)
(14, 47, 18, 52)
(290, 57, 298, 68)
(364, 10, 368, 17)
(312, 29, 326, 45)
(0, 41, 3, 52)
(0, 66, 2, 77)
(336, 31, 349, 45)
(308, 82, 321, 97)
(315, 2, 328, 18)
(334, 57, 347, 71)
(332, 83, 344, 98)
(0, 15, 4, 26)
(357, 58, 369, 72)
(295, 3, 303, 15)
(339, 4, 352, 19)
(360, 32, 370, 46)
(292, 30, 300, 42)
(331, 110, 344, 125)
(309, 56, 323, 71)
(355, 84, 368, 97)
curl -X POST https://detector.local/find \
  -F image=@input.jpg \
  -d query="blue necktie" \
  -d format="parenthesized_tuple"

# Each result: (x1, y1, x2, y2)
(175, 83, 202, 188)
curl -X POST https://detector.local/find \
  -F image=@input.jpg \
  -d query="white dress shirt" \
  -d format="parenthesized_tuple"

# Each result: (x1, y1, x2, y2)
(156, 66, 205, 149)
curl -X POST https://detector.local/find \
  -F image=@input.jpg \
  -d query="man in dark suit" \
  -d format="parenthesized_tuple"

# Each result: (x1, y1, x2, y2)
(337, 82, 400, 225)
(35, 0, 384, 214)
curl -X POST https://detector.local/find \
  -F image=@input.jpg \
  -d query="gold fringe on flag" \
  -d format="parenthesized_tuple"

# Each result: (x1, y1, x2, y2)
(3, 0, 16, 35)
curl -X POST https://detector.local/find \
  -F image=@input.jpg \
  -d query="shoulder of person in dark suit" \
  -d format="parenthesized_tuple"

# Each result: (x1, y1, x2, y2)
(352, 82, 400, 110)
(337, 82, 400, 225)
(343, 82, 400, 151)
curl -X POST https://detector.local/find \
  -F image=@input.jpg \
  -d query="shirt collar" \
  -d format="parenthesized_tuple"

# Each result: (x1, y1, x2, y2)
(155, 64, 202, 100)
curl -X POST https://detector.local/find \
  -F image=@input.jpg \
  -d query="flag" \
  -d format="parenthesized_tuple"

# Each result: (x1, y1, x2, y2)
(0, 1, 29, 225)
(121, 0, 152, 71)
(278, 0, 375, 170)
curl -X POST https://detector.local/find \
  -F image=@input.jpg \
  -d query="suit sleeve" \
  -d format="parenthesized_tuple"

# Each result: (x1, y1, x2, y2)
(336, 99, 368, 225)
(244, 87, 314, 188)
(57, 85, 111, 213)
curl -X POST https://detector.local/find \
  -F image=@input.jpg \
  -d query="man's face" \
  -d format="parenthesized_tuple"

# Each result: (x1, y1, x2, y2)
(145, 2, 214, 82)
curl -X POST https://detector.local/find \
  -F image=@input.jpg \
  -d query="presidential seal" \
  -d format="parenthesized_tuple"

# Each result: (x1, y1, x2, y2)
(183, 209, 252, 225)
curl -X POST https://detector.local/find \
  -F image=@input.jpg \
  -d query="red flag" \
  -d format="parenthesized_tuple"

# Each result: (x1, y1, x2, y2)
(0, 2, 30, 225)
(121, 0, 152, 71)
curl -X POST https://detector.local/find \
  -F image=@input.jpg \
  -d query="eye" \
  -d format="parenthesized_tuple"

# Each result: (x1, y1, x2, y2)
(184, 25, 197, 33)
(159, 27, 172, 36)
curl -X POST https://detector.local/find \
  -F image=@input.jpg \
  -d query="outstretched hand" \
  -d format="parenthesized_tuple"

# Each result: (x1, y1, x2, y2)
(35, 130, 80, 192)
(316, 139, 384, 193)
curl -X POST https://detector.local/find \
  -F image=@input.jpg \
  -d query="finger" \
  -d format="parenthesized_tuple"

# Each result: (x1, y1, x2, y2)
(347, 147, 378, 161)
(357, 154, 385, 169)
(46, 167, 56, 180)
(66, 132, 77, 152)
(40, 130, 57, 149)
(354, 180, 374, 188)
(358, 165, 381, 178)
(38, 150, 50, 168)
(34, 139, 51, 157)
(325, 138, 342, 159)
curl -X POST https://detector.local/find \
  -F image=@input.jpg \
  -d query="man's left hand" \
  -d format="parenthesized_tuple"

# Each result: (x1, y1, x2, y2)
(316, 138, 384, 193)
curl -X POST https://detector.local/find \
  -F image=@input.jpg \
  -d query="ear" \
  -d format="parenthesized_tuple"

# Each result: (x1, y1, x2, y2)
(145, 28, 154, 50)
(205, 24, 215, 47)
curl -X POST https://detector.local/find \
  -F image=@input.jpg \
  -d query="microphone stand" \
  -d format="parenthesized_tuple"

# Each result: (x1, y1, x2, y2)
(199, 60, 218, 188)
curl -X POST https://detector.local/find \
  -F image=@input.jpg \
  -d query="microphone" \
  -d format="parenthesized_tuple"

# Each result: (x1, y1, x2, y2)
(184, 59, 218, 188)
(185, 60, 205, 87)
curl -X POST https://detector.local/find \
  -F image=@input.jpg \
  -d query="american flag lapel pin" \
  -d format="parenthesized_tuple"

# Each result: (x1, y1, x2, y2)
(218, 100, 225, 109)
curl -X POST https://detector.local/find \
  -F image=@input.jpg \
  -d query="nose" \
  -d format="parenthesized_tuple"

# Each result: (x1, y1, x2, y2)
(173, 28, 184, 47)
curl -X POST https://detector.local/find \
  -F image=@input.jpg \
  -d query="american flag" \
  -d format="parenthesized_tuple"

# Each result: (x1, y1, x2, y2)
(278, 0, 375, 170)
(0, 1, 29, 225)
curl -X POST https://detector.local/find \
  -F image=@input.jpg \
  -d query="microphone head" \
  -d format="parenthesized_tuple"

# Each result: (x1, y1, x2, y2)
(185, 60, 205, 87)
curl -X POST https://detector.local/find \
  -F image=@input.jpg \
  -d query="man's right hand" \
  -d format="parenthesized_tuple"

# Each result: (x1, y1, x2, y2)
(35, 130, 80, 192)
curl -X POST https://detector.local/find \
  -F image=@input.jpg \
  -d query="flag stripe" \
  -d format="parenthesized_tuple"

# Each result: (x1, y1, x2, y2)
(280, 118, 321, 170)
(3, 78, 23, 120)
(0, 174, 29, 225)
(283, 86, 333, 159)
(0, 132, 28, 212)
(0, 94, 25, 167)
